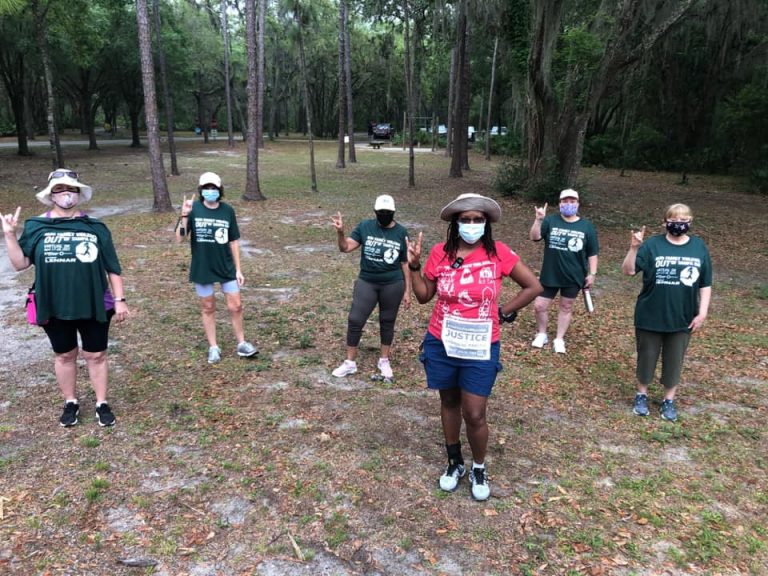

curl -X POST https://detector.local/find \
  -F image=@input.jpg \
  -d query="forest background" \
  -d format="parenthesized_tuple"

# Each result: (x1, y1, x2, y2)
(1, 0, 768, 575)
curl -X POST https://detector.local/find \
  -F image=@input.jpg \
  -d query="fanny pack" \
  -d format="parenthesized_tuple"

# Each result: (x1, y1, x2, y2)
(25, 285, 47, 326)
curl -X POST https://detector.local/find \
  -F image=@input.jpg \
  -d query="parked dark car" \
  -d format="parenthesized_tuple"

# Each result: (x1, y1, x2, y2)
(373, 123, 394, 139)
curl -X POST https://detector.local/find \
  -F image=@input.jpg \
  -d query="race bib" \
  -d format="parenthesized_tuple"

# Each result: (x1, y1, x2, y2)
(441, 316, 492, 360)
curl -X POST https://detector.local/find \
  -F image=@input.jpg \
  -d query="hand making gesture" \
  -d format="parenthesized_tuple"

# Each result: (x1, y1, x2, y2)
(630, 225, 646, 249)
(405, 231, 423, 268)
(181, 195, 194, 217)
(1, 207, 21, 235)
(331, 211, 344, 232)
(534, 202, 548, 221)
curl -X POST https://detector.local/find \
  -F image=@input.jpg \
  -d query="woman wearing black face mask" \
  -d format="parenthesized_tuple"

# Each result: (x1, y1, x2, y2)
(622, 203, 712, 423)
(330, 195, 411, 381)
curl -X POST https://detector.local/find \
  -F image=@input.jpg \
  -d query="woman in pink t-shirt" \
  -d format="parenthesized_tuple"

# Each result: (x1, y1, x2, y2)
(407, 193, 541, 501)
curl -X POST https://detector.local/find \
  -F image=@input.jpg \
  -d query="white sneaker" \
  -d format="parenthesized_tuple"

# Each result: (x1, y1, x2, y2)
(332, 359, 357, 378)
(207, 346, 221, 364)
(470, 467, 491, 501)
(553, 338, 566, 354)
(377, 358, 393, 379)
(439, 461, 466, 492)
(531, 333, 548, 348)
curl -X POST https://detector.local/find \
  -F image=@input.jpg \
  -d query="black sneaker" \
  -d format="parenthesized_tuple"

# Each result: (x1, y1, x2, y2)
(96, 403, 116, 427)
(59, 401, 80, 427)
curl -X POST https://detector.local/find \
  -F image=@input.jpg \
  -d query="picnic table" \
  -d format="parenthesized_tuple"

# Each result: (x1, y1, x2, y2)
(369, 140, 385, 149)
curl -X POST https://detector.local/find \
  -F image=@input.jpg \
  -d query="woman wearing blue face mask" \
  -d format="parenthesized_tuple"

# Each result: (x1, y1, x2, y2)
(529, 188, 599, 354)
(407, 193, 541, 501)
(176, 172, 258, 364)
(622, 203, 712, 422)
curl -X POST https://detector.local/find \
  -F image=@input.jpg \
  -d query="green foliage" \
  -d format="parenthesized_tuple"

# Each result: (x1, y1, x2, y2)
(494, 159, 571, 204)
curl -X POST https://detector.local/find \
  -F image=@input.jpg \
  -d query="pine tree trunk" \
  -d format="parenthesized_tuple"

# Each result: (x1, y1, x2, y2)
(152, 0, 179, 175)
(296, 6, 318, 193)
(336, 0, 346, 169)
(449, 0, 468, 178)
(135, 0, 172, 212)
(344, 0, 356, 163)
(403, 0, 415, 187)
(485, 36, 497, 161)
(31, 0, 63, 168)
(257, 0, 266, 148)
(243, 0, 265, 200)
(221, 0, 235, 148)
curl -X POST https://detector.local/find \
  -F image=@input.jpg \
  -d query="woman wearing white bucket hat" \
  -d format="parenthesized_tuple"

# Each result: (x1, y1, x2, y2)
(1, 169, 129, 428)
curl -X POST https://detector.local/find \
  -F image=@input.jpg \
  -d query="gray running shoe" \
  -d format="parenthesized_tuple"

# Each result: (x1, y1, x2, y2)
(632, 393, 649, 417)
(207, 346, 222, 364)
(237, 341, 258, 358)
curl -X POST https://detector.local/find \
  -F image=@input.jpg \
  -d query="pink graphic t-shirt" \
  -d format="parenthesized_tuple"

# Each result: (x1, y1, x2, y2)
(423, 241, 520, 343)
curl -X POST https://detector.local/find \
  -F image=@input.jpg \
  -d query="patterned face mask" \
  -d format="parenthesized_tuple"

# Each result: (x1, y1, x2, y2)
(52, 191, 79, 209)
(665, 220, 690, 236)
(560, 202, 578, 217)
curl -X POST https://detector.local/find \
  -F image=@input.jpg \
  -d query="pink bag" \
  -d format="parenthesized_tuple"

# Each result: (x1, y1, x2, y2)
(25, 288, 47, 326)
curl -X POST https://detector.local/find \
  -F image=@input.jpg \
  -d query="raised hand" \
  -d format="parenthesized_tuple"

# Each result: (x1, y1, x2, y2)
(181, 195, 194, 217)
(534, 202, 548, 221)
(1, 207, 21, 235)
(630, 225, 646, 248)
(331, 211, 344, 232)
(405, 232, 423, 266)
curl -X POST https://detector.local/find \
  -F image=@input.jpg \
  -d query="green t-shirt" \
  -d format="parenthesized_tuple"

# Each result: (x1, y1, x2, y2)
(349, 219, 408, 284)
(188, 201, 241, 284)
(18, 216, 122, 324)
(538, 214, 599, 288)
(634, 234, 713, 332)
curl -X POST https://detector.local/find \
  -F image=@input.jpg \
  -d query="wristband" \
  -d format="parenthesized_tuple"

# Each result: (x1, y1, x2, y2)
(408, 262, 421, 271)
(115, 298, 127, 302)
(499, 306, 517, 324)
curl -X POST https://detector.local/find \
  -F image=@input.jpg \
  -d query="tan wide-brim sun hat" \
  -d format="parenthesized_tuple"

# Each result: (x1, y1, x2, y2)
(36, 170, 93, 206)
(439, 193, 501, 223)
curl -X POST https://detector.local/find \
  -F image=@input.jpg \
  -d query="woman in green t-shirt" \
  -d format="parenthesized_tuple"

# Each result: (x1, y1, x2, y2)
(2, 169, 129, 428)
(622, 203, 712, 422)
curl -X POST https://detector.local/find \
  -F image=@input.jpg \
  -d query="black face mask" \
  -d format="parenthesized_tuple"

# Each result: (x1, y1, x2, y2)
(665, 221, 690, 237)
(376, 210, 394, 227)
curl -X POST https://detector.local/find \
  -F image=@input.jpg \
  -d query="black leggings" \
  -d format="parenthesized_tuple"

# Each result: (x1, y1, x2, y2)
(346, 278, 405, 347)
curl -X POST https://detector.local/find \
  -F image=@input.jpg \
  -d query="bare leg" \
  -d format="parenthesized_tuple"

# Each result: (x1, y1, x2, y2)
(225, 292, 245, 342)
(200, 295, 217, 347)
(54, 348, 79, 401)
(379, 344, 391, 359)
(439, 388, 463, 445)
(82, 349, 108, 403)
(533, 296, 553, 334)
(345, 346, 358, 361)
(462, 392, 489, 464)
(555, 296, 576, 340)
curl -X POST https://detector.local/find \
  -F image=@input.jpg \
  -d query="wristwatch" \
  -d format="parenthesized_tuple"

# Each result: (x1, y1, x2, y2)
(499, 306, 518, 324)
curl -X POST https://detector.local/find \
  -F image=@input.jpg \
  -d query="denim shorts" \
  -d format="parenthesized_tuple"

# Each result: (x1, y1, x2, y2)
(418, 332, 502, 397)
(194, 279, 239, 298)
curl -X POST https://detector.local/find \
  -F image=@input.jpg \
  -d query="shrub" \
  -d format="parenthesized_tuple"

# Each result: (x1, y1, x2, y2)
(494, 159, 573, 204)
(750, 163, 768, 195)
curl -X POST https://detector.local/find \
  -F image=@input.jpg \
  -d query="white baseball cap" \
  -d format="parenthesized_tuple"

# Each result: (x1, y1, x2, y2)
(374, 195, 396, 211)
(559, 189, 579, 200)
(199, 172, 222, 188)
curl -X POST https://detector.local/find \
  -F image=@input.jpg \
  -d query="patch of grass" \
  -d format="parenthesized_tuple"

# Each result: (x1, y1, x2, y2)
(93, 461, 110, 472)
(80, 436, 101, 448)
(324, 511, 350, 549)
(84, 478, 110, 502)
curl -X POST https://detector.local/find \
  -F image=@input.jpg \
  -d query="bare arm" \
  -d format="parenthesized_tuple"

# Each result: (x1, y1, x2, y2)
(501, 261, 542, 314)
(622, 226, 646, 276)
(331, 211, 360, 253)
(689, 286, 712, 332)
(401, 261, 412, 308)
(175, 195, 193, 243)
(406, 232, 436, 304)
(108, 272, 130, 323)
(231, 239, 245, 285)
(529, 203, 547, 241)
(2, 207, 31, 271)
(584, 254, 598, 288)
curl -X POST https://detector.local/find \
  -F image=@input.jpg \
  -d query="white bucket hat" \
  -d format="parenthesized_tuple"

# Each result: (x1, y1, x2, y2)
(439, 193, 501, 223)
(36, 169, 93, 206)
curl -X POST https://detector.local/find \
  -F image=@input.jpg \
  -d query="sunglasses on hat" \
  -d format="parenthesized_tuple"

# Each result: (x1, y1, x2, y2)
(48, 170, 78, 181)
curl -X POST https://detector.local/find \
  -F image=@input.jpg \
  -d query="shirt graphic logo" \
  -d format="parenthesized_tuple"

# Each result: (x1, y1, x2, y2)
(567, 237, 584, 252)
(680, 266, 699, 287)
(75, 242, 99, 263)
(383, 247, 399, 264)
(214, 228, 229, 244)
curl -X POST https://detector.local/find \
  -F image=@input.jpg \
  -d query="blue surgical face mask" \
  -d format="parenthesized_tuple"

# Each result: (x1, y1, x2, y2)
(458, 222, 485, 244)
(560, 202, 578, 217)
(202, 189, 220, 203)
